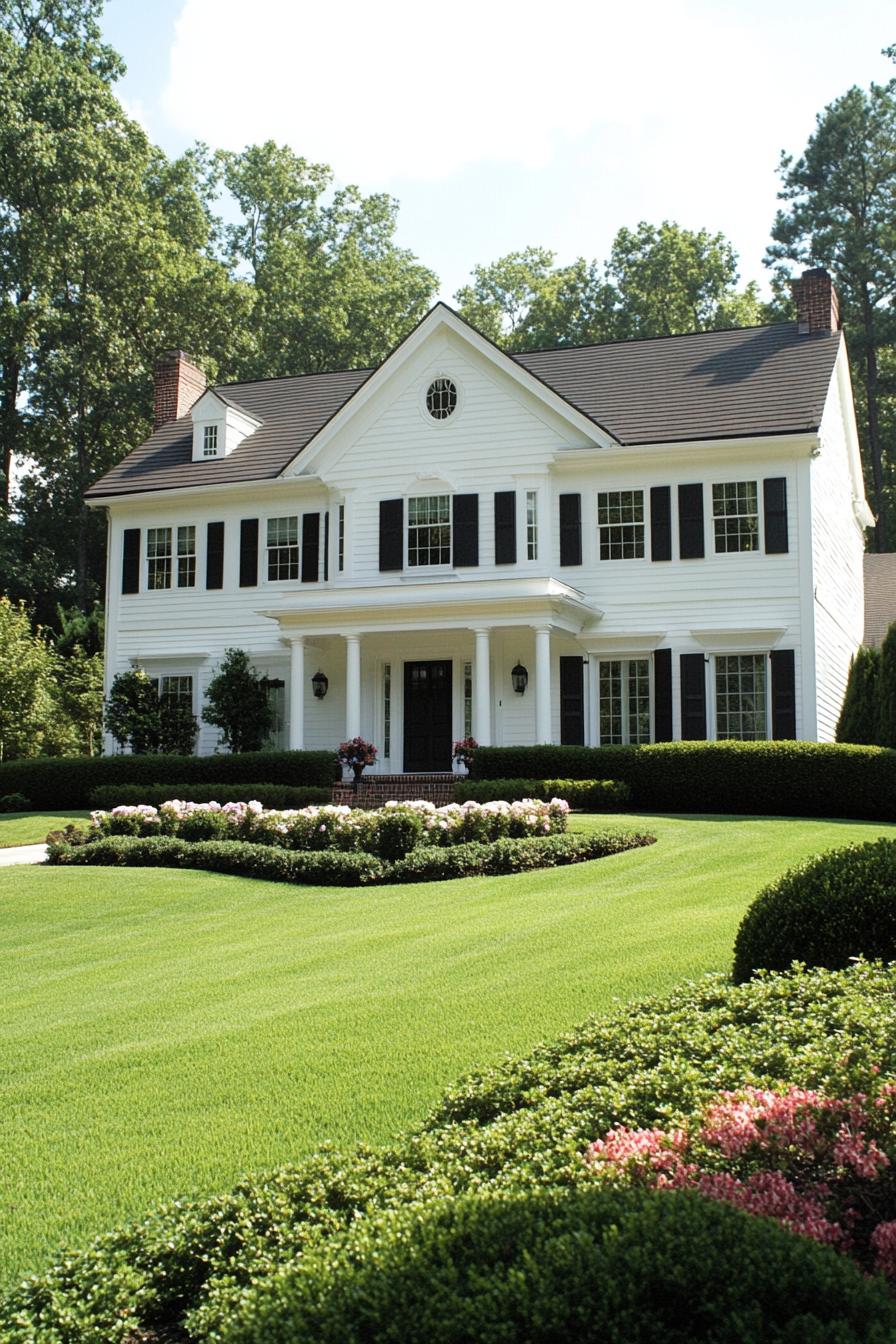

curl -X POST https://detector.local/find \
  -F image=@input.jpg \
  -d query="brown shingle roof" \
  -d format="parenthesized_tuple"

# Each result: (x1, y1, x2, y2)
(863, 553, 896, 647)
(86, 318, 841, 499)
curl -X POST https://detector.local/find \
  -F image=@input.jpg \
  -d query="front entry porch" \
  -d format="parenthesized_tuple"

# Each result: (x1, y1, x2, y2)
(332, 772, 457, 807)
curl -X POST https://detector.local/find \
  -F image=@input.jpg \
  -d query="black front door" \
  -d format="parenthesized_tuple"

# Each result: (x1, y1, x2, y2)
(404, 661, 452, 771)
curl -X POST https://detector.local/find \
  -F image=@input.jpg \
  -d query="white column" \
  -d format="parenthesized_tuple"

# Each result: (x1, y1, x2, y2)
(534, 625, 552, 743)
(345, 634, 361, 739)
(288, 636, 305, 750)
(473, 627, 492, 745)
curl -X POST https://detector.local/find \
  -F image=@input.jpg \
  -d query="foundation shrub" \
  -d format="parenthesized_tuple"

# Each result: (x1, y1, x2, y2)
(88, 783, 333, 811)
(0, 791, 31, 812)
(732, 838, 896, 982)
(454, 777, 630, 810)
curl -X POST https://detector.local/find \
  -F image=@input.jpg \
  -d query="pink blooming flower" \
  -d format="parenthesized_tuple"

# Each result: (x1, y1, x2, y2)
(871, 1221, 896, 1278)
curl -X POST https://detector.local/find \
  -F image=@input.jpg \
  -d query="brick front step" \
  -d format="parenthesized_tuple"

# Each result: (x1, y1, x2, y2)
(332, 773, 457, 808)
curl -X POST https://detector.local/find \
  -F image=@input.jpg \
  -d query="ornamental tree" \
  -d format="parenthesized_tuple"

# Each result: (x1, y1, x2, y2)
(203, 648, 274, 753)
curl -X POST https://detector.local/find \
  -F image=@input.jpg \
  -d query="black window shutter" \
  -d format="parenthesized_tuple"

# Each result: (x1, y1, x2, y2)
(379, 498, 403, 571)
(559, 493, 582, 566)
(323, 511, 330, 581)
(653, 648, 673, 741)
(301, 512, 320, 583)
(763, 478, 789, 554)
(559, 656, 585, 745)
(494, 490, 516, 564)
(650, 486, 672, 561)
(680, 653, 707, 740)
(453, 494, 479, 567)
(121, 528, 140, 594)
(239, 518, 259, 587)
(770, 649, 797, 739)
(205, 521, 224, 590)
(678, 484, 705, 559)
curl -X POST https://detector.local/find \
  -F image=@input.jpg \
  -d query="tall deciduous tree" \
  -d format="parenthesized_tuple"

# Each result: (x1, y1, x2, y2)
(0, 595, 58, 759)
(767, 79, 896, 551)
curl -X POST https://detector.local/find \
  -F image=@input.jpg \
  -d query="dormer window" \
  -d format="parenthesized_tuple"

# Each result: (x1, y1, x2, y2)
(190, 389, 262, 462)
(203, 424, 219, 457)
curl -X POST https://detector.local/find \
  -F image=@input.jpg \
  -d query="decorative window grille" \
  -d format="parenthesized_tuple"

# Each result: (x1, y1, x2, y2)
(463, 660, 472, 739)
(267, 516, 299, 581)
(177, 526, 196, 588)
(597, 490, 645, 560)
(146, 527, 173, 589)
(426, 378, 457, 420)
(338, 503, 345, 572)
(383, 663, 391, 759)
(526, 490, 538, 560)
(203, 425, 218, 457)
(407, 495, 451, 566)
(712, 481, 759, 552)
(716, 654, 767, 740)
(599, 658, 650, 744)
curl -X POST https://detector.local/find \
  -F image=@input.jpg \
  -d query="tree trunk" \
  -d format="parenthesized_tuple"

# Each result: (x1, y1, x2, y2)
(0, 358, 21, 510)
(860, 286, 889, 551)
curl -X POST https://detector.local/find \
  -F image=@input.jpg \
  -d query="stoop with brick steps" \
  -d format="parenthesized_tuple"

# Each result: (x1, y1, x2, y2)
(331, 773, 457, 808)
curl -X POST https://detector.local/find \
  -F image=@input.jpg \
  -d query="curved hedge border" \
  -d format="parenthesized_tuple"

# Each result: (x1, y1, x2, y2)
(47, 829, 655, 886)
(88, 783, 334, 811)
(454, 777, 630, 810)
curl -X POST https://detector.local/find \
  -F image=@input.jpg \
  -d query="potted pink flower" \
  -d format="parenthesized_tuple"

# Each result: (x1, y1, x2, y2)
(337, 737, 378, 788)
(452, 736, 478, 774)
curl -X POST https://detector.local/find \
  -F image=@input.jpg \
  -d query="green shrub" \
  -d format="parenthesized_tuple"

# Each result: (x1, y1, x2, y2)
(88, 783, 334, 811)
(0, 750, 338, 810)
(836, 646, 881, 745)
(388, 830, 654, 883)
(369, 806, 424, 860)
(470, 741, 896, 821)
(223, 1187, 895, 1344)
(454, 777, 630, 810)
(0, 791, 31, 812)
(732, 838, 896, 982)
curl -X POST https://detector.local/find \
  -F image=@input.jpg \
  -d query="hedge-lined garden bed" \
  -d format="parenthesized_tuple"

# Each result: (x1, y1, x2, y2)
(470, 741, 896, 820)
(88, 783, 334, 811)
(455, 777, 630, 810)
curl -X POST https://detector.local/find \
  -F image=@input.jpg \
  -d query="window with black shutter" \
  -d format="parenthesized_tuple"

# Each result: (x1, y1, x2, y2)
(653, 648, 673, 741)
(678, 484, 705, 559)
(121, 528, 140, 594)
(301, 512, 320, 582)
(680, 652, 707, 739)
(452, 494, 479, 567)
(763, 478, 789, 554)
(205, 521, 224, 590)
(494, 491, 516, 564)
(559, 493, 582, 566)
(559, 656, 585, 745)
(239, 518, 259, 587)
(650, 487, 672, 562)
(379, 499, 404, 571)
(770, 648, 796, 738)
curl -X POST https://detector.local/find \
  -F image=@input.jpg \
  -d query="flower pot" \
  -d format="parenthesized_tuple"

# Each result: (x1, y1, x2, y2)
(351, 763, 365, 790)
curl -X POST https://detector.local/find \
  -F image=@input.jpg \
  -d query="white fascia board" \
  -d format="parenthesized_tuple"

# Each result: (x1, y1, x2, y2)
(690, 627, 786, 652)
(579, 632, 667, 655)
(284, 304, 617, 477)
(832, 338, 876, 530)
(86, 474, 325, 513)
(129, 652, 210, 665)
(551, 432, 819, 471)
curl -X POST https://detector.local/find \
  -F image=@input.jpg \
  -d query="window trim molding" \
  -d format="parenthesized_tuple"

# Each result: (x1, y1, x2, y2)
(596, 487, 648, 562)
(710, 650, 772, 742)
(711, 478, 762, 555)
(418, 373, 463, 427)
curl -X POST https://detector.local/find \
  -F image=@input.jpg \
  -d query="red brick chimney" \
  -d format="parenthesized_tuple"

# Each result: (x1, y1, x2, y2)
(792, 268, 840, 335)
(153, 350, 207, 429)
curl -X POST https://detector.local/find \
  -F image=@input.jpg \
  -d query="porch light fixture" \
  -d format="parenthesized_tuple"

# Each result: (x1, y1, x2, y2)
(511, 661, 528, 695)
(311, 669, 329, 700)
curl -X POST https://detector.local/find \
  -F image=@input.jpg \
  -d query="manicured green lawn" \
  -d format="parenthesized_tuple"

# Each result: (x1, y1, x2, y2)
(1, 811, 893, 1286)
(0, 811, 89, 847)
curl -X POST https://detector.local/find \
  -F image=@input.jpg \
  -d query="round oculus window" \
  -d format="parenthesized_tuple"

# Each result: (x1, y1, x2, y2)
(426, 377, 457, 420)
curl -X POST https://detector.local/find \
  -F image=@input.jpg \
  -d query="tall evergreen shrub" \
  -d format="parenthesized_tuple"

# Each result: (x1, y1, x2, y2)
(836, 645, 881, 744)
(879, 623, 896, 749)
(203, 649, 275, 753)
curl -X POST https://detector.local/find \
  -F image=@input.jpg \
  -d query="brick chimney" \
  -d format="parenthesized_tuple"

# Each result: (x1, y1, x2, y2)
(792, 268, 840, 335)
(153, 350, 207, 429)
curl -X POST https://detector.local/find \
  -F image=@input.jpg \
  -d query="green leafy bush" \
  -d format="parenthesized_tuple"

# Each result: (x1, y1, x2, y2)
(388, 831, 654, 882)
(0, 791, 31, 812)
(470, 741, 896, 820)
(368, 806, 423, 860)
(0, 749, 338, 810)
(222, 1187, 895, 1344)
(837, 646, 882, 744)
(88, 783, 333, 811)
(455, 777, 630, 810)
(733, 838, 896, 982)
(203, 649, 275, 754)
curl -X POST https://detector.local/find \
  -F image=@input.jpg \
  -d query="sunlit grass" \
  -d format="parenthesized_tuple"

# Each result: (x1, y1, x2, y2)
(0, 811, 89, 847)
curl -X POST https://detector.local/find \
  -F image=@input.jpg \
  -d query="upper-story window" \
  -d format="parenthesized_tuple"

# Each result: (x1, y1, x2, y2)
(713, 481, 759, 552)
(267, 515, 299, 580)
(526, 490, 538, 560)
(597, 490, 645, 559)
(146, 525, 196, 589)
(202, 425, 219, 458)
(177, 526, 196, 587)
(408, 494, 450, 566)
(426, 378, 457, 420)
(716, 653, 766, 739)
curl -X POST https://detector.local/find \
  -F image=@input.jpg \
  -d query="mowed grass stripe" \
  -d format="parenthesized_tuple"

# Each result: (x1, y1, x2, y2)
(2, 812, 893, 1285)
(0, 812, 88, 848)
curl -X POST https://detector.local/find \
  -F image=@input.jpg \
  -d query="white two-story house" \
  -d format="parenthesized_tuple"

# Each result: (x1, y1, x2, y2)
(88, 268, 872, 771)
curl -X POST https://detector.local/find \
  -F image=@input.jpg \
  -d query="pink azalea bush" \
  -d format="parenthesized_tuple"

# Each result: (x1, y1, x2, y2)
(585, 1080, 896, 1279)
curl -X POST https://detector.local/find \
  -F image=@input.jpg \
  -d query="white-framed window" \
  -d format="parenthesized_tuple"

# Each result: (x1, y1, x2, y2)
(715, 654, 767, 740)
(425, 377, 457, 420)
(407, 494, 451, 567)
(597, 490, 645, 560)
(526, 490, 538, 560)
(160, 674, 193, 707)
(713, 481, 759, 553)
(202, 424, 219, 458)
(177, 526, 196, 588)
(383, 663, 392, 759)
(146, 527, 172, 589)
(267, 516, 299, 581)
(338, 503, 345, 573)
(599, 658, 651, 744)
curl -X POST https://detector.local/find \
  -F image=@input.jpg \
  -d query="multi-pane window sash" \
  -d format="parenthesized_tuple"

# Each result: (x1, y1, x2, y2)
(267, 516, 299, 581)
(408, 495, 450, 566)
(146, 527, 172, 589)
(599, 658, 650, 744)
(177, 526, 196, 588)
(713, 481, 759, 552)
(203, 425, 218, 457)
(597, 491, 645, 560)
(526, 490, 538, 560)
(159, 675, 192, 707)
(716, 654, 767, 740)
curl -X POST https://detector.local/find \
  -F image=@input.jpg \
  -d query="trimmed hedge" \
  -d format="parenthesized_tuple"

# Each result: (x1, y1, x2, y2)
(455, 777, 630, 810)
(733, 837, 896, 982)
(47, 828, 655, 886)
(224, 1187, 895, 1344)
(0, 750, 337, 810)
(470, 741, 896, 820)
(88, 783, 333, 811)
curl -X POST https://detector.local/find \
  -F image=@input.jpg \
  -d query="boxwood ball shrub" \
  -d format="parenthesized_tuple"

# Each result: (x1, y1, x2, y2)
(222, 1188, 895, 1344)
(733, 838, 896, 982)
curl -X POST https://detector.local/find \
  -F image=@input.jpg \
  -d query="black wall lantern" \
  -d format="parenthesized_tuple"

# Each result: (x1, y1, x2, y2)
(311, 669, 329, 700)
(511, 661, 528, 695)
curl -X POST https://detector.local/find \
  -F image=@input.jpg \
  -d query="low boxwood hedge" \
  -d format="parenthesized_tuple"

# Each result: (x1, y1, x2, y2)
(732, 837, 896, 982)
(224, 1187, 894, 1344)
(0, 750, 338, 810)
(88, 783, 334, 811)
(454, 777, 630, 810)
(470, 741, 896, 821)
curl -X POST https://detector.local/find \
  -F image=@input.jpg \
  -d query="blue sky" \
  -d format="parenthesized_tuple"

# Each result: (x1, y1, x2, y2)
(103, 0, 894, 302)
